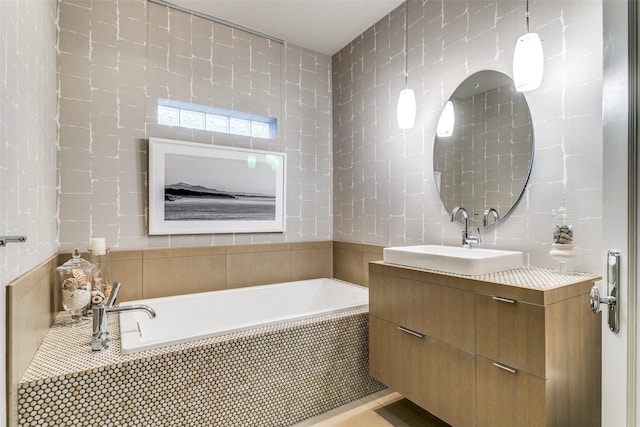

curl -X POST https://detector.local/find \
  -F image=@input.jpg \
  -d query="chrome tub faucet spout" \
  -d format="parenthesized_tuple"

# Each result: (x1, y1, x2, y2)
(91, 282, 156, 351)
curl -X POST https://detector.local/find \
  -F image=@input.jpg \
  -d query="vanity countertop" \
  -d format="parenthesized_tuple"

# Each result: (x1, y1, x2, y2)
(371, 262, 601, 305)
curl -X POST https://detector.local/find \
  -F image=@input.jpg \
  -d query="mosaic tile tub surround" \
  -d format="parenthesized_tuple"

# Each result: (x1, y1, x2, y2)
(18, 307, 384, 426)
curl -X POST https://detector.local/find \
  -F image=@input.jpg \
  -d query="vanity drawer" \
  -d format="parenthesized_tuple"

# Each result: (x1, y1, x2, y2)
(476, 355, 546, 427)
(369, 315, 475, 427)
(369, 273, 475, 352)
(475, 293, 546, 378)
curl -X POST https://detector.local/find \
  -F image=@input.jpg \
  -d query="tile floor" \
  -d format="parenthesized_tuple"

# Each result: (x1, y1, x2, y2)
(293, 389, 451, 427)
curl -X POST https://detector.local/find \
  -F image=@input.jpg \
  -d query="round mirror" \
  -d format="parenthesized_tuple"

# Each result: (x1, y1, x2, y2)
(433, 70, 534, 227)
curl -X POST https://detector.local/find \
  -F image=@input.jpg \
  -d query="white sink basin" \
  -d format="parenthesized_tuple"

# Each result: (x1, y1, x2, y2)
(383, 245, 523, 276)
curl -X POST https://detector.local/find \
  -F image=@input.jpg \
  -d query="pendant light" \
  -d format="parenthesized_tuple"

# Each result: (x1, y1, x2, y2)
(397, 0, 415, 129)
(513, 0, 544, 92)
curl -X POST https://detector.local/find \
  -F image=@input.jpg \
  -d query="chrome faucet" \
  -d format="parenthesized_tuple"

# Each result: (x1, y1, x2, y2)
(451, 206, 481, 248)
(483, 207, 499, 226)
(91, 282, 156, 351)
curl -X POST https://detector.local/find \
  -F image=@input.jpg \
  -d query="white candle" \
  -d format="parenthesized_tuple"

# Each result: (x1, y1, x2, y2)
(89, 237, 106, 255)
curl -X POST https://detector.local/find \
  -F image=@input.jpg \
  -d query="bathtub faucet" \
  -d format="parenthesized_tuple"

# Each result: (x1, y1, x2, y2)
(91, 283, 156, 351)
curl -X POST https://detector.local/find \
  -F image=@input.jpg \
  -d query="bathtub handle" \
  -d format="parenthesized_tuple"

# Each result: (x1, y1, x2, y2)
(397, 325, 425, 339)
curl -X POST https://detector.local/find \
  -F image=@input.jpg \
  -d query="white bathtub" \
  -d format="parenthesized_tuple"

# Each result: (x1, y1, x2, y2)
(119, 278, 368, 354)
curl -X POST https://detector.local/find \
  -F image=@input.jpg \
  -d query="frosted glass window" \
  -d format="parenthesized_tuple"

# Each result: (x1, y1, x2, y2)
(251, 121, 271, 139)
(229, 118, 251, 136)
(180, 110, 205, 130)
(157, 106, 179, 126)
(157, 98, 276, 139)
(206, 114, 229, 133)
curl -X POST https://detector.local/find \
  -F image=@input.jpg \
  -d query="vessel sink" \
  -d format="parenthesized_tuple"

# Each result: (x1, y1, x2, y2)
(383, 245, 523, 275)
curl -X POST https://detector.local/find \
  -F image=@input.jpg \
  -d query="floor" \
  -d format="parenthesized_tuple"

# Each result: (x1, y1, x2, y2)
(293, 389, 451, 427)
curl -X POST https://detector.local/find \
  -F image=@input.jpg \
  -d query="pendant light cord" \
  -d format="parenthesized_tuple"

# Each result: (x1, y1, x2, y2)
(404, 0, 409, 87)
(525, 0, 530, 33)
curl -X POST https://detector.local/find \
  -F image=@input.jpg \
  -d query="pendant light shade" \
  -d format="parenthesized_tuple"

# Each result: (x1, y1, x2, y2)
(513, 32, 544, 92)
(513, 0, 543, 92)
(397, 88, 416, 130)
(397, 0, 415, 129)
(436, 100, 455, 137)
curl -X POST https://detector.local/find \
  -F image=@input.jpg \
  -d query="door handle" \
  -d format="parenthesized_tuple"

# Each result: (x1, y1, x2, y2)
(589, 250, 620, 333)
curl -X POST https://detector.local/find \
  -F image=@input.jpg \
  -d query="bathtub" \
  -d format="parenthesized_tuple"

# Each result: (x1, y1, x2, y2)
(119, 278, 368, 354)
(19, 278, 384, 426)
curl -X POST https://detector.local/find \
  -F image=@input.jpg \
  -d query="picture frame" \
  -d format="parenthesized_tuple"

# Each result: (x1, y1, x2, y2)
(148, 137, 286, 235)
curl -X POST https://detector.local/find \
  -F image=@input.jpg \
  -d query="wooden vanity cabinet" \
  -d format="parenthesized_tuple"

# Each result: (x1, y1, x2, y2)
(369, 262, 602, 427)
(475, 354, 546, 427)
(369, 273, 476, 426)
(369, 316, 475, 427)
(475, 293, 546, 378)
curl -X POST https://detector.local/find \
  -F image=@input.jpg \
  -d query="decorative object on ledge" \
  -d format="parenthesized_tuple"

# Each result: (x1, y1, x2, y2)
(148, 137, 286, 235)
(0, 235, 27, 247)
(513, 0, 544, 91)
(56, 249, 95, 325)
(549, 201, 576, 272)
(397, 0, 416, 129)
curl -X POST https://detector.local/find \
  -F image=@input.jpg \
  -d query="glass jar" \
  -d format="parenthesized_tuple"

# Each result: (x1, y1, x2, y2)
(56, 248, 95, 324)
(549, 203, 576, 271)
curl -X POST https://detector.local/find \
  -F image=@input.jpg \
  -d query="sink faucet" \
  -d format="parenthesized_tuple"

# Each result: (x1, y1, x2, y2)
(483, 207, 499, 226)
(451, 206, 481, 248)
(91, 282, 156, 351)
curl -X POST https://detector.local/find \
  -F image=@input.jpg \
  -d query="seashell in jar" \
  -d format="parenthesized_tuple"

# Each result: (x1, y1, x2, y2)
(103, 283, 112, 298)
(72, 268, 88, 285)
(91, 290, 106, 305)
(62, 277, 78, 292)
(92, 277, 103, 291)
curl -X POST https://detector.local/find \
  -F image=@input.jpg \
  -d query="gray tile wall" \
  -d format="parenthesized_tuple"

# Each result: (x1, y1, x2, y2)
(1, 0, 59, 421)
(332, 0, 603, 272)
(57, 0, 332, 251)
(0, 0, 58, 286)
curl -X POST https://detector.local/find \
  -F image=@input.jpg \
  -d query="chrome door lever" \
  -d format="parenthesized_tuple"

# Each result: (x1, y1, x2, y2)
(590, 250, 620, 333)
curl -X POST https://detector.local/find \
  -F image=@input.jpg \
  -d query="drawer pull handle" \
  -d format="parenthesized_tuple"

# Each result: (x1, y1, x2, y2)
(493, 362, 518, 374)
(492, 296, 517, 304)
(397, 326, 425, 339)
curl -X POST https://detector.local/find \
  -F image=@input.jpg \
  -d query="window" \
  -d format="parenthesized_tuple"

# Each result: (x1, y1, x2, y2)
(157, 98, 277, 140)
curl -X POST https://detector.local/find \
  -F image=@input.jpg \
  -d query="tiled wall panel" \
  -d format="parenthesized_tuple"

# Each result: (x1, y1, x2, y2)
(1, 0, 59, 423)
(333, 0, 603, 272)
(54, 241, 333, 301)
(18, 309, 384, 427)
(57, 0, 332, 251)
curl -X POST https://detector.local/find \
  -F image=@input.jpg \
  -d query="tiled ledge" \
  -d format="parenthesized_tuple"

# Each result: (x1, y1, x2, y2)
(370, 262, 601, 306)
(21, 307, 369, 383)
(371, 263, 600, 290)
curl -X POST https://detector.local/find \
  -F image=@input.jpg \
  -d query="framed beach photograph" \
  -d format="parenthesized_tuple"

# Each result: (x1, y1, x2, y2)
(148, 137, 286, 235)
